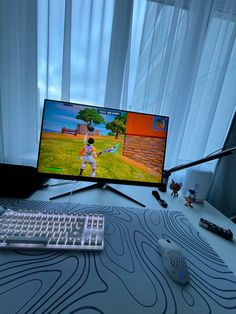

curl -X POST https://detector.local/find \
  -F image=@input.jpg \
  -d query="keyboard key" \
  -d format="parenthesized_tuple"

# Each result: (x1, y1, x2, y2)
(90, 239, 96, 246)
(58, 238, 66, 245)
(84, 238, 90, 245)
(97, 239, 103, 246)
(49, 238, 57, 245)
(74, 238, 82, 245)
(66, 238, 74, 245)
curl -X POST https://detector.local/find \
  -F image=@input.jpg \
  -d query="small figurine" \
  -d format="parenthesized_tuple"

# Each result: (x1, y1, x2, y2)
(170, 180, 182, 197)
(184, 189, 197, 208)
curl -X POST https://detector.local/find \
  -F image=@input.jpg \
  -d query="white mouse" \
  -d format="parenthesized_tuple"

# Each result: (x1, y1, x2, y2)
(158, 238, 189, 285)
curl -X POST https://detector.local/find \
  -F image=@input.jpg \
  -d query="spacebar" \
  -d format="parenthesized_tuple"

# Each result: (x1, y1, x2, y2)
(6, 236, 48, 245)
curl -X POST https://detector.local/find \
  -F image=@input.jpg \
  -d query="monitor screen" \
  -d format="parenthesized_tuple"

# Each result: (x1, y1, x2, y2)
(37, 99, 169, 188)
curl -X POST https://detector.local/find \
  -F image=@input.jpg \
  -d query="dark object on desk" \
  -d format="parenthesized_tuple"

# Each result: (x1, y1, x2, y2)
(170, 180, 182, 197)
(199, 218, 233, 240)
(158, 238, 189, 285)
(0, 163, 48, 198)
(152, 190, 168, 208)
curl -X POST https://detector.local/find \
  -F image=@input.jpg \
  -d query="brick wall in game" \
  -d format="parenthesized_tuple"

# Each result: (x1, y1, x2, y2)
(123, 135, 165, 173)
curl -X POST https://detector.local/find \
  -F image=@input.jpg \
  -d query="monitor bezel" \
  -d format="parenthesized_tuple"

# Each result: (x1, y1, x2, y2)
(36, 99, 169, 189)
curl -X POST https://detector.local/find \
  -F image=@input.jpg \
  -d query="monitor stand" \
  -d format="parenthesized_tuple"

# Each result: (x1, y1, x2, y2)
(49, 182, 145, 207)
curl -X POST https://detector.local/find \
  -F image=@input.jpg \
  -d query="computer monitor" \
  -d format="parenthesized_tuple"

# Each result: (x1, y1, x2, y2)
(37, 99, 169, 202)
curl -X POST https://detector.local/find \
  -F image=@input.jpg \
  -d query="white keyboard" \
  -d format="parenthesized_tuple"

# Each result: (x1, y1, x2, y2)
(0, 208, 104, 251)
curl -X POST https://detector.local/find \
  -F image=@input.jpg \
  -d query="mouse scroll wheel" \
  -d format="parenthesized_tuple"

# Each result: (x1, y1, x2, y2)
(166, 239, 171, 243)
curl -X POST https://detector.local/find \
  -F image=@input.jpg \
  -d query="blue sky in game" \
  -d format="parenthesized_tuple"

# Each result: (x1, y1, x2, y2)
(42, 100, 121, 135)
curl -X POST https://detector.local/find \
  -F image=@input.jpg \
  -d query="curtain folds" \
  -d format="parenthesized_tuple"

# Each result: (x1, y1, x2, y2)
(0, 0, 236, 171)
(127, 0, 236, 169)
(37, 0, 115, 107)
(0, 0, 38, 165)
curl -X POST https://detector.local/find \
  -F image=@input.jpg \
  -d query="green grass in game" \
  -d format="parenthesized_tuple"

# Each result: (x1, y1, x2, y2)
(38, 132, 161, 183)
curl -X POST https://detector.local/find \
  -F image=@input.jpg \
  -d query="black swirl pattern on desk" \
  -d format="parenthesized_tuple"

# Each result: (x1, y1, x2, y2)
(0, 198, 236, 313)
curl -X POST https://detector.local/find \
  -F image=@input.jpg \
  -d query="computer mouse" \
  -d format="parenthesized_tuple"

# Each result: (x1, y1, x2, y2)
(158, 238, 189, 285)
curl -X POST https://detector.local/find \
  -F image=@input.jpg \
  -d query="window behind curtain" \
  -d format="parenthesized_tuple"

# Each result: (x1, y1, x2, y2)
(36, 0, 236, 171)
(37, 0, 114, 107)
(127, 0, 236, 169)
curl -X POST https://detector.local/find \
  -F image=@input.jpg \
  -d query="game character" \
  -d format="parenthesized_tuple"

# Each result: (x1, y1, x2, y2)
(184, 189, 197, 208)
(170, 180, 182, 197)
(79, 137, 100, 177)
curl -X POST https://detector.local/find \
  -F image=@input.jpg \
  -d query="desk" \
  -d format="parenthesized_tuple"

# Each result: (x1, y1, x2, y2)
(0, 180, 236, 313)
(31, 180, 236, 277)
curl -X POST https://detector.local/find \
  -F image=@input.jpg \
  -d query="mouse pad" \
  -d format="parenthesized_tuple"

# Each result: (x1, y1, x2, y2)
(0, 198, 236, 314)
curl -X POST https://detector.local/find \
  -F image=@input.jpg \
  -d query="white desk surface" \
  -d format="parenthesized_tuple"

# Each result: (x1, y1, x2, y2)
(30, 179, 236, 278)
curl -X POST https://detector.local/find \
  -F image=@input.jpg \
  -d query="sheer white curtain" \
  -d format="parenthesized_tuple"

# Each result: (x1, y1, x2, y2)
(37, 0, 116, 107)
(0, 0, 236, 172)
(0, 0, 38, 165)
(123, 0, 236, 170)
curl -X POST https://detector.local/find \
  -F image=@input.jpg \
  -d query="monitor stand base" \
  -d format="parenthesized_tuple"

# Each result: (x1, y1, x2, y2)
(49, 182, 145, 208)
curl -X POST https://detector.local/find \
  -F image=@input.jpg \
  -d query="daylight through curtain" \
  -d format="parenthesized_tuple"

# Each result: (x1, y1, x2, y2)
(0, 0, 236, 170)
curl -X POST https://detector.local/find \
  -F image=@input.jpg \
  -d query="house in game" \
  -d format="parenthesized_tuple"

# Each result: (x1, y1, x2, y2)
(61, 124, 100, 136)
(123, 113, 167, 174)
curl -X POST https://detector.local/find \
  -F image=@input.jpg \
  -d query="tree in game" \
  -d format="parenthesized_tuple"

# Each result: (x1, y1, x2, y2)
(76, 108, 105, 131)
(106, 113, 127, 139)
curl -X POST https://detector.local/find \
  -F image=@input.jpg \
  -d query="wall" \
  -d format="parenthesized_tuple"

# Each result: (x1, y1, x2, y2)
(123, 135, 165, 174)
(207, 112, 236, 218)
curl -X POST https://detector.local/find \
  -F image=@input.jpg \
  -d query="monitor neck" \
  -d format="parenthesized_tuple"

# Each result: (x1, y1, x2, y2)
(165, 146, 236, 176)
